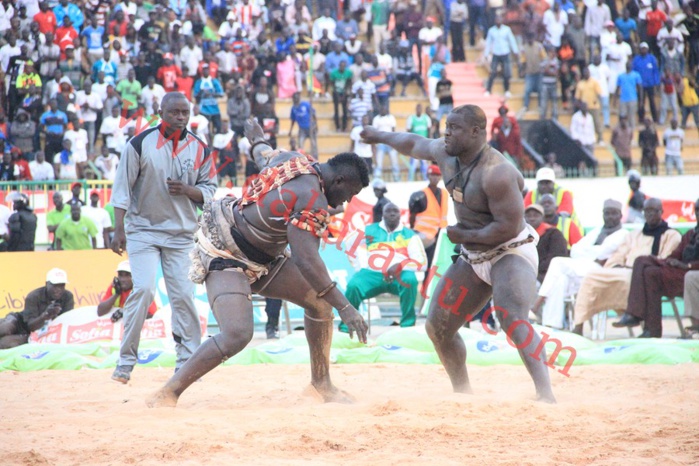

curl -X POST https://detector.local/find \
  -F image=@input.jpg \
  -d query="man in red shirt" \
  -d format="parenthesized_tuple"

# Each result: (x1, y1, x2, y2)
(54, 16, 79, 57)
(175, 65, 194, 100)
(97, 261, 157, 321)
(646, 0, 667, 58)
(196, 52, 219, 79)
(34, 1, 57, 34)
(156, 53, 182, 92)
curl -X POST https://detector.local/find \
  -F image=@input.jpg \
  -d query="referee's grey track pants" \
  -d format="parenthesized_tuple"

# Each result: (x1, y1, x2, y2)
(118, 238, 201, 369)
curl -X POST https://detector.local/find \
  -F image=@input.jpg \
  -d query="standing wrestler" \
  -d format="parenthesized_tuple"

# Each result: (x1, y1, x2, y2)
(361, 105, 556, 402)
(110, 92, 218, 384)
(147, 118, 369, 407)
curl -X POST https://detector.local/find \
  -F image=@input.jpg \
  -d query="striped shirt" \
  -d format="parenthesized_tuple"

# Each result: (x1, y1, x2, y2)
(349, 98, 372, 127)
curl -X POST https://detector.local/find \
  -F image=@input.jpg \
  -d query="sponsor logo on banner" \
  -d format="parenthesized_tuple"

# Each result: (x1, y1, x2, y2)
(137, 349, 164, 364)
(140, 319, 167, 340)
(67, 319, 115, 344)
(21, 351, 49, 360)
(30, 323, 63, 344)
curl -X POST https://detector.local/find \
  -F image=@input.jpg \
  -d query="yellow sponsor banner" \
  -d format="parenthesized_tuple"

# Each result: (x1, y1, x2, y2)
(0, 250, 126, 318)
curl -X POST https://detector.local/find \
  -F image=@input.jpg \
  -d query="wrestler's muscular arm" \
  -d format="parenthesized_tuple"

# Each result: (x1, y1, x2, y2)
(360, 126, 441, 161)
(446, 164, 525, 248)
(284, 178, 368, 343)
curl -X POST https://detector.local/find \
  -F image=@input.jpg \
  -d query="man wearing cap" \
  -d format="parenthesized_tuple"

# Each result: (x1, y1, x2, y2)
(0, 268, 74, 349)
(410, 164, 448, 277)
(531, 199, 628, 328)
(81, 189, 113, 249)
(633, 42, 660, 123)
(524, 167, 576, 219)
(524, 203, 568, 285)
(98, 261, 157, 321)
(571, 198, 680, 336)
(341, 203, 428, 332)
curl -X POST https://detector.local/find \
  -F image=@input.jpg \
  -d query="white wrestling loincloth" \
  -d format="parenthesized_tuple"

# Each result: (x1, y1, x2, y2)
(458, 224, 540, 286)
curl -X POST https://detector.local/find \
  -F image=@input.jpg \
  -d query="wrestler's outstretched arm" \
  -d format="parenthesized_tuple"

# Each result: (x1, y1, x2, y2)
(360, 126, 442, 161)
(446, 164, 525, 249)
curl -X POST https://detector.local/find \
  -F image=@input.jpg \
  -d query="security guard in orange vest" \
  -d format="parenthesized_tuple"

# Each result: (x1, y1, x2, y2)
(409, 164, 449, 274)
(524, 167, 580, 228)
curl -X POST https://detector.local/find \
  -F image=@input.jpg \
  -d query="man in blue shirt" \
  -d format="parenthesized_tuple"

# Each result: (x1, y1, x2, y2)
(336, 16, 359, 42)
(484, 16, 519, 98)
(632, 42, 660, 123)
(615, 9, 637, 44)
(193, 64, 224, 134)
(288, 92, 315, 151)
(39, 99, 68, 164)
(53, 0, 84, 30)
(615, 62, 643, 130)
(275, 28, 296, 57)
(92, 49, 119, 86)
(81, 16, 105, 62)
(325, 41, 351, 76)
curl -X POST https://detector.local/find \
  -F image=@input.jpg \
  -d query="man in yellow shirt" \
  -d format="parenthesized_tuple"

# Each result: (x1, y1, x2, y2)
(575, 68, 603, 143)
(680, 76, 699, 136)
(16, 61, 42, 99)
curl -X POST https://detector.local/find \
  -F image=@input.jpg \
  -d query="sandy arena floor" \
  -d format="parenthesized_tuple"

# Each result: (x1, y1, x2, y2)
(1, 364, 697, 465)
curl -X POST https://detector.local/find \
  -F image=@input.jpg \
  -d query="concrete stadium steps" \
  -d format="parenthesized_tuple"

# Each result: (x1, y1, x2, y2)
(445, 62, 502, 124)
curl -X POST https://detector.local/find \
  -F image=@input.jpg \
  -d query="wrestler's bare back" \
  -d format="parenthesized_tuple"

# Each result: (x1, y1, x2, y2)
(234, 152, 327, 256)
(431, 141, 527, 250)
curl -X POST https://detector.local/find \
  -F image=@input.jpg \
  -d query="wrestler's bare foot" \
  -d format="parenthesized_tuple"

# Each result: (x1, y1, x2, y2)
(304, 382, 356, 404)
(146, 387, 179, 408)
(452, 384, 474, 395)
(536, 391, 557, 404)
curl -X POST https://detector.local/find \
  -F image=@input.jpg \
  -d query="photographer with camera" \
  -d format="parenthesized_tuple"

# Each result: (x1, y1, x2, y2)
(0, 268, 74, 349)
(97, 261, 157, 323)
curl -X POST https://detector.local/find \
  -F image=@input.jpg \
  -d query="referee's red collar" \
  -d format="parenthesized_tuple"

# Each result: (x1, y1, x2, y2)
(157, 124, 189, 141)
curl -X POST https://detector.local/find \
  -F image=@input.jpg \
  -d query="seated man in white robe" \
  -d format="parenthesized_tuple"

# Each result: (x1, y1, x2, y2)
(532, 199, 628, 329)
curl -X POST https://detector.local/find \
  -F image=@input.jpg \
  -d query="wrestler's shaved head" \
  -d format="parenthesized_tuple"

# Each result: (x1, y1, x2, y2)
(444, 105, 488, 157)
(539, 193, 556, 204)
(382, 202, 401, 230)
(539, 194, 557, 217)
(452, 105, 487, 130)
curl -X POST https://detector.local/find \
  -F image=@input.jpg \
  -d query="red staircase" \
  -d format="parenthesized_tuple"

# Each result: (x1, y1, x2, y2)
(445, 62, 504, 128)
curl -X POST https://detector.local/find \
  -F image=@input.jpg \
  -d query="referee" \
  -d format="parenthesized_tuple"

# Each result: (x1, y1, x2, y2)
(110, 92, 218, 384)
